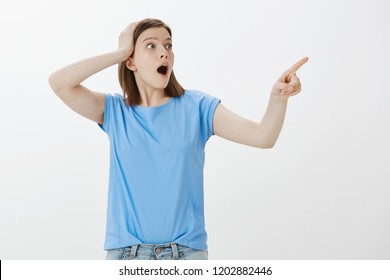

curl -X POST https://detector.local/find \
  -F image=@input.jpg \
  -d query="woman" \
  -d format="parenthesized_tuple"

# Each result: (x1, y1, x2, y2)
(48, 18, 308, 260)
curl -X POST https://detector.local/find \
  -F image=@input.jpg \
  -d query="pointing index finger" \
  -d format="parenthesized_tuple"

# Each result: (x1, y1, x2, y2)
(284, 57, 309, 82)
(289, 57, 309, 73)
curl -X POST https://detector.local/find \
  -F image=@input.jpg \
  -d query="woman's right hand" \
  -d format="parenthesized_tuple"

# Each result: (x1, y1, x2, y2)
(118, 21, 139, 61)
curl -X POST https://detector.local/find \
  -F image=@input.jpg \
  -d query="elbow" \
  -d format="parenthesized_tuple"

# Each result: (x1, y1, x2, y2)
(48, 72, 62, 94)
(48, 73, 58, 92)
(257, 144, 275, 149)
(255, 141, 276, 149)
(264, 143, 275, 149)
(253, 124, 278, 149)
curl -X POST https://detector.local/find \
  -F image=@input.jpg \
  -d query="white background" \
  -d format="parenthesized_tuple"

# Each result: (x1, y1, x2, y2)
(0, 0, 389, 260)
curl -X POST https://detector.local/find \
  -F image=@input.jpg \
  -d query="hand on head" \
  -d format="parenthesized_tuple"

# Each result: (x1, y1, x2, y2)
(118, 21, 140, 61)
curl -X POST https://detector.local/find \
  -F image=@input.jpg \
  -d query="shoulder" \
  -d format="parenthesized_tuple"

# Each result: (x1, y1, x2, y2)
(184, 89, 214, 99)
(104, 93, 126, 107)
(109, 93, 125, 102)
(182, 89, 221, 118)
(183, 89, 220, 104)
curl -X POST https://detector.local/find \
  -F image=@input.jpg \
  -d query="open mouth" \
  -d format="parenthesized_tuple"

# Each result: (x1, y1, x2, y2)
(157, 65, 168, 76)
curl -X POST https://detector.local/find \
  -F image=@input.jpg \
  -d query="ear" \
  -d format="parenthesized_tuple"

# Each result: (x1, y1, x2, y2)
(126, 57, 137, 71)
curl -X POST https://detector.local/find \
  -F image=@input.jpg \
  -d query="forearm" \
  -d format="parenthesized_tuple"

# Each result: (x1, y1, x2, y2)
(213, 57, 307, 149)
(49, 49, 127, 93)
(257, 94, 289, 148)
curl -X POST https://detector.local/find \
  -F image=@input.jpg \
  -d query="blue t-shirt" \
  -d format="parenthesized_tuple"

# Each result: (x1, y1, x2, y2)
(98, 89, 221, 250)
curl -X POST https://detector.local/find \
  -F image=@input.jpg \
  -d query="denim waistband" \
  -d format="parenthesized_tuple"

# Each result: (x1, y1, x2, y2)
(129, 242, 179, 260)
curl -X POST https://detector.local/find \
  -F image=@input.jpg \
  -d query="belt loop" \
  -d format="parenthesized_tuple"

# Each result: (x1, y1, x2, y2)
(130, 245, 138, 259)
(171, 243, 179, 260)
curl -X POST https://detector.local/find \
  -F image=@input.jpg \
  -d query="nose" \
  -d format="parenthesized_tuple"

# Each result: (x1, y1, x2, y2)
(160, 46, 168, 59)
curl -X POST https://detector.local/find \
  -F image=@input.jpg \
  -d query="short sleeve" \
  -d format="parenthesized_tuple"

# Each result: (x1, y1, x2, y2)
(198, 92, 221, 141)
(98, 93, 121, 133)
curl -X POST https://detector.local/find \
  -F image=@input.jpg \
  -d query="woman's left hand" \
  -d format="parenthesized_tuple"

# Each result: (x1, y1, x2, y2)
(272, 57, 309, 97)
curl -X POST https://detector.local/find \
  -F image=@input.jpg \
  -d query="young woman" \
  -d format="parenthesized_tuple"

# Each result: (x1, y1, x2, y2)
(48, 18, 308, 260)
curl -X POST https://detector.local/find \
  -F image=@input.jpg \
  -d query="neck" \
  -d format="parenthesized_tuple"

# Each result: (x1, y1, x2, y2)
(134, 73, 170, 107)
(140, 90, 169, 107)
(136, 83, 168, 107)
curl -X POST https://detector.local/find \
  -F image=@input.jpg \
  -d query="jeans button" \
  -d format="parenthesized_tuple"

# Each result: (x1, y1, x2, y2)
(155, 248, 162, 254)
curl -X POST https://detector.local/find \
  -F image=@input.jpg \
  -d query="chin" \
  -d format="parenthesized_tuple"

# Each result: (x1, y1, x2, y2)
(154, 80, 170, 90)
(153, 82, 168, 89)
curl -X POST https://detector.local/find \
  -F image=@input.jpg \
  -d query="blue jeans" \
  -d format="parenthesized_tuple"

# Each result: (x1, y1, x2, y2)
(105, 242, 208, 260)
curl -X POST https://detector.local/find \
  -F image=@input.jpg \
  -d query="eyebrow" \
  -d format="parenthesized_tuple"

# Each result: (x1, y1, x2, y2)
(142, 36, 172, 42)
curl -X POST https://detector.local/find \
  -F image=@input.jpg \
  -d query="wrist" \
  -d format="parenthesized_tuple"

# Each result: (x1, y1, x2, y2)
(270, 91, 289, 103)
(115, 48, 132, 62)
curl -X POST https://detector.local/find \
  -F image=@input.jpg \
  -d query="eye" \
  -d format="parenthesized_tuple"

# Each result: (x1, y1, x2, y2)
(146, 43, 155, 49)
(165, 43, 173, 50)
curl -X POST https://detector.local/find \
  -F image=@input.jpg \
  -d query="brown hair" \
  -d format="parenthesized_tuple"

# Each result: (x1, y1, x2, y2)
(118, 18, 185, 106)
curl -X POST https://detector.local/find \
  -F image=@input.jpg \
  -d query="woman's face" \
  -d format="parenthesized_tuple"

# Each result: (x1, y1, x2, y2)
(128, 27, 174, 92)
